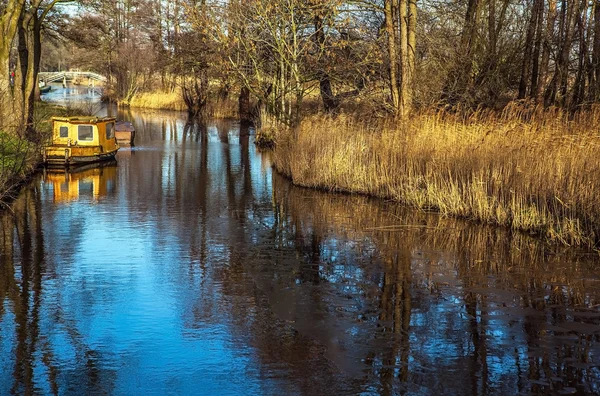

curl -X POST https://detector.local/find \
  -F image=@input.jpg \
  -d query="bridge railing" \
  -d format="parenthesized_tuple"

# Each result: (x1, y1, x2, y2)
(39, 72, 64, 83)
(38, 71, 108, 83)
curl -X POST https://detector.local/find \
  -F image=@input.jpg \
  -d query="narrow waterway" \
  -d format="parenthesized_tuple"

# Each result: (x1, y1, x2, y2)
(1, 99, 600, 394)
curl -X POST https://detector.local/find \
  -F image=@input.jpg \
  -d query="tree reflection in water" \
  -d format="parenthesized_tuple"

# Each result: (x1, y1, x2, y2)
(0, 186, 118, 394)
(257, 174, 600, 394)
(0, 111, 598, 394)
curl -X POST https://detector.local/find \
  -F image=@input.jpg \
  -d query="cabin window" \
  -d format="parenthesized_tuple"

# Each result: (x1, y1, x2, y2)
(78, 125, 94, 141)
(106, 123, 114, 140)
(59, 126, 68, 138)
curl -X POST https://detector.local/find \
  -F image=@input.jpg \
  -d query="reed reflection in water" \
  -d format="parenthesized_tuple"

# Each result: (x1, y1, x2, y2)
(261, 175, 600, 395)
(0, 109, 599, 395)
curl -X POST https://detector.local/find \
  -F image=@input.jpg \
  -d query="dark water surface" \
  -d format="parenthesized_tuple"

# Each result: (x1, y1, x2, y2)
(2, 107, 600, 395)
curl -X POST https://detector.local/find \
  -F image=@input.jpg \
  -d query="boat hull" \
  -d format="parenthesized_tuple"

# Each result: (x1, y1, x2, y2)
(44, 145, 118, 167)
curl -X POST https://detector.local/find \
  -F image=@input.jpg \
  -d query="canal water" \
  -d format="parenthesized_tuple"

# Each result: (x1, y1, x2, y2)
(1, 95, 600, 394)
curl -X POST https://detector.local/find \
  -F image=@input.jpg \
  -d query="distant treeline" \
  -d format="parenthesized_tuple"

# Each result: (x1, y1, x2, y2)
(3, 0, 598, 127)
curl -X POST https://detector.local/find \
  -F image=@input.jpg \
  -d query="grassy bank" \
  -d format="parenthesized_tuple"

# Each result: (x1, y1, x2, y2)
(128, 89, 239, 118)
(128, 90, 187, 111)
(271, 105, 600, 248)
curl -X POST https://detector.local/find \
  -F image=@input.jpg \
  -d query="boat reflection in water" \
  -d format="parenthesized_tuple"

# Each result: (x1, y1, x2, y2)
(43, 161, 117, 203)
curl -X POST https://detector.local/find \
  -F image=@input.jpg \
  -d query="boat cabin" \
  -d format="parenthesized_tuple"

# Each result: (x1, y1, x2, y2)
(44, 116, 119, 167)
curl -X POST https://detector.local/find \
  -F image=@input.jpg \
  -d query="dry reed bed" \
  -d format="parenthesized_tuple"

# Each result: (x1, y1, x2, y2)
(129, 90, 188, 111)
(129, 89, 238, 118)
(272, 106, 600, 247)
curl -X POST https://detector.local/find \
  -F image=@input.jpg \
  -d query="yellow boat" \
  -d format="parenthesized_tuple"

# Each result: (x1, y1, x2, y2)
(43, 116, 119, 167)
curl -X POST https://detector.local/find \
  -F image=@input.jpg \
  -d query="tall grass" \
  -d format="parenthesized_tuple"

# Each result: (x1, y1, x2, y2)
(272, 104, 600, 247)
(129, 90, 188, 111)
(203, 98, 238, 119)
(129, 89, 239, 118)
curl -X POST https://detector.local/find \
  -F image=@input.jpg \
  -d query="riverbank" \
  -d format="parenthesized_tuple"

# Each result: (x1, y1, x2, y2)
(270, 105, 600, 248)
(127, 90, 187, 112)
(0, 103, 73, 208)
(0, 133, 39, 206)
(126, 89, 239, 119)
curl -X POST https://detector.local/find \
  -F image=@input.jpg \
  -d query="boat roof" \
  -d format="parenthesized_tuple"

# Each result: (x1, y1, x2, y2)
(52, 116, 116, 124)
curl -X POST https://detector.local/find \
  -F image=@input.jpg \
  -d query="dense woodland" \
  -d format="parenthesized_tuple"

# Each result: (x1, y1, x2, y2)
(3, 0, 600, 133)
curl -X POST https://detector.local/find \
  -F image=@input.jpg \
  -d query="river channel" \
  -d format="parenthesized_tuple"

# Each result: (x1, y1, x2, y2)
(1, 89, 600, 394)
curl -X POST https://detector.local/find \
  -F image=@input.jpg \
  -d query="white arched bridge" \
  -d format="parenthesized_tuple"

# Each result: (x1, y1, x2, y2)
(38, 71, 107, 85)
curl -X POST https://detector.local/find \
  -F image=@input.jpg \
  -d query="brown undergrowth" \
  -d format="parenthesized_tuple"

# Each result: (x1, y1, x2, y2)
(270, 104, 600, 248)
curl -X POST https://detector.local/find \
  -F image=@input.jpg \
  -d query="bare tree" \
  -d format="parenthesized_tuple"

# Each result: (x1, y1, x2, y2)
(0, 0, 26, 132)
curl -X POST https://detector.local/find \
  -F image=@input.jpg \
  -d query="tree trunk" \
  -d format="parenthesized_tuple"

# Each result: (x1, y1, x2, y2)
(544, 0, 573, 106)
(404, 0, 416, 117)
(593, 0, 600, 100)
(460, 0, 480, 76)
(384, 0, 400, 115)
(17, 10, 42, 140)
(182, 75, 202, 118)
(559, 0, 576, 105)
(314, 15, 338, 113)
(238, 86, 251, 123)
(572, 0, 588, 107)
(29, 16, 42, 134)
(538, 0, 557, 101)
(584, 0, 595, 101)
(489, 0, 497, 57)
(399, 0, 408, 117)
(530, 0, 545, 97)
(519, 0, 539, 99)
(442, 0, 479, 104)
(0, 0, 26, 132)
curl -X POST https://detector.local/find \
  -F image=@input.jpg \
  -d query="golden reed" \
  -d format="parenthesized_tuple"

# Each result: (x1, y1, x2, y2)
(270, 104, 600, 248)
(129, 89, 238, 119)
(129, 90, 188, 111)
